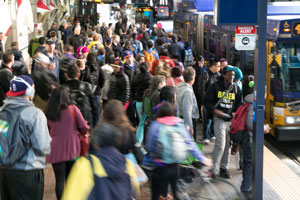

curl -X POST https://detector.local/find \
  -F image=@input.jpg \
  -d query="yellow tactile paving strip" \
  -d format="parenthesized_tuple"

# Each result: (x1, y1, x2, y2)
(264, 146, 300, 199)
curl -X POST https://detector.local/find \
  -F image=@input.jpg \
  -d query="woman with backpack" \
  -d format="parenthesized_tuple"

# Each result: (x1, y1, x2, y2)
(146, 102, 212, 200)
(45, 86, 89, 200)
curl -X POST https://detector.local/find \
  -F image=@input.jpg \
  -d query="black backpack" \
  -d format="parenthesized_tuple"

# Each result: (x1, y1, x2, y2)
(69, 83, 93, 127)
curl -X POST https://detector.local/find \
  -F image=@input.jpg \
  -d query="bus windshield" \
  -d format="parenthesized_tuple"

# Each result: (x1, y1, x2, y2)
(278, 41, 300, 91)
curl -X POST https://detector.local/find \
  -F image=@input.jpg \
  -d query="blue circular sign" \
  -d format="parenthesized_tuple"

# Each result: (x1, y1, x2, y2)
(144, 10, 150, 17)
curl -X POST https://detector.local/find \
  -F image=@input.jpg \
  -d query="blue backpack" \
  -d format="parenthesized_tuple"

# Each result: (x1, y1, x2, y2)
(0, 106, 29, 166)
(152, 122, 188, 164)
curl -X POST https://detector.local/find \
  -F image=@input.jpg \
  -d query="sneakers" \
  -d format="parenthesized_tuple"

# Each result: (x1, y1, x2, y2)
(203, 139, 210, 144)
(219, 168, 231, 179)
(210, 136, 216, 142)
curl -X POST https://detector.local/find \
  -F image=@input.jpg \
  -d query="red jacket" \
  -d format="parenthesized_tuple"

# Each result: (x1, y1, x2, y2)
(151, 56, 175, 75)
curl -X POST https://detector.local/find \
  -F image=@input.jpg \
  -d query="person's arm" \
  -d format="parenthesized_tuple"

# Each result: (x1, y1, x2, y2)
(73, 105, 90, 134)
(182, 91, 194, 130)
(198, 72, 208, 102)
(121, 74, 130, 104)
(203, 83, 217, 112)
(29, 110, 51, 155)
(233, 85, 242, 112)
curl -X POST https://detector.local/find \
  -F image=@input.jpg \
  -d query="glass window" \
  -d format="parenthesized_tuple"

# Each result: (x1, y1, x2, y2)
(210, 39, 216, 55)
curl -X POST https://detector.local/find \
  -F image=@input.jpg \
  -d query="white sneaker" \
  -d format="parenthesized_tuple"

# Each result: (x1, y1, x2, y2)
(203, 139, 210, 144)
(210, 137, 216, 142)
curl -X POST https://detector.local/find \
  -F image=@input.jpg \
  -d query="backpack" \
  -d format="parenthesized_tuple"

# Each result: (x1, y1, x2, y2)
(154, 59, 171, 78)
(184, 49, 194, 67)
(0, 106, 29, 166)
(69, 83, 93, 127)
(229, 103, 251, 143)
(152, 122, 188, 164)
(144, 50, 155, 72)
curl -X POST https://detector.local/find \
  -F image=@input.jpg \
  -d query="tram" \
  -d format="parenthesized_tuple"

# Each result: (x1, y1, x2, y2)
(174, 2, 300, 141)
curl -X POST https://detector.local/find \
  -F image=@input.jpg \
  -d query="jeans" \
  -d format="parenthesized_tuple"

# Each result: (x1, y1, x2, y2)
(203, 107, 213, 140)
(241, 131, 253, 192)
(212, 116, 231, 175)
(136, 102, 146, 144)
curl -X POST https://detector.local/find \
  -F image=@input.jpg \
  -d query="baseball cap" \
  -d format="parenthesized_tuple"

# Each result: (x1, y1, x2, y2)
(105, 37, 112, 44)
(6, 75, 34, 97)
(124, 50, 133, 58)
(111, 58, 123, 68)
(46, 39, 55, 45)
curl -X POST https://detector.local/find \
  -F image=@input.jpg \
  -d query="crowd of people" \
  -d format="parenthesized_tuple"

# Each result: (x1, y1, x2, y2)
(0, 16, 258, 200)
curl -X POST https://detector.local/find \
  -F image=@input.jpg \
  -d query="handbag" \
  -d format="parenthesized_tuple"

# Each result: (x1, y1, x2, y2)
(69, 105, 89, 156)
(126, 153, 148, 186)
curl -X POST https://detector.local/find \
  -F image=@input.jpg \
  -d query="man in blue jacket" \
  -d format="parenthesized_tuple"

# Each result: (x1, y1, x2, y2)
(0, 75, 51, 200)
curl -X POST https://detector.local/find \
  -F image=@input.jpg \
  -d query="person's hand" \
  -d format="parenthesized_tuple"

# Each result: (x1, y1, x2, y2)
(202, 158, 212, 167)
(264, 124, 271, 134)
(48, 62, 56, 70)
(213, 109, 223, 117)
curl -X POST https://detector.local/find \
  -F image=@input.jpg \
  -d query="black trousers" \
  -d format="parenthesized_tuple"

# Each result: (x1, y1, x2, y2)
(0, 169, 44, 200)
(52, 160, 75, 200)
(151, 164, 179, 200)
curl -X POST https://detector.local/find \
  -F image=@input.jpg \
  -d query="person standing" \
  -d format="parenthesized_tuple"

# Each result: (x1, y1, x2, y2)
(67, 27, 86, 55)
(0, 51, 14, 107)
(203, 66, 242, 179)
(43, 39, 60, 79)
(45, 86, 89, 200)
(176, 67, 199, 141)
(0, 75, 51, 200)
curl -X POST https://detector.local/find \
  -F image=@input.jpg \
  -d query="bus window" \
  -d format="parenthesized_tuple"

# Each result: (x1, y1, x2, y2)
(210, 39, 216, 55)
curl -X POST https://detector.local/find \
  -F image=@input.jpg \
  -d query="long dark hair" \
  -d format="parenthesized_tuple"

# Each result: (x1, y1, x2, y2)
(45, 86, 70, 121)
(160, 86, 176, 105)
(157, 102, 176, 118)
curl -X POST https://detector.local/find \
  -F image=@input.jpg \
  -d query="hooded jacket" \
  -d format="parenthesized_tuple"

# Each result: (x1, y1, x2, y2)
(146, 116, 205, 166)
(62, 147, 139, 200)
(0, 97, 51, 170)
(132, 71, 151, 102)
(203, 76, 242, 120)
(176, 82, 199, 130)
(108, 71, 130, 104)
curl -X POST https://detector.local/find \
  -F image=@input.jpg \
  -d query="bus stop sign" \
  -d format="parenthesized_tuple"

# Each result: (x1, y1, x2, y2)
(235, 26, 256, 50)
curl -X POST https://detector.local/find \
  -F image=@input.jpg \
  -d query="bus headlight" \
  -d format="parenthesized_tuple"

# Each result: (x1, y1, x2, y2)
(286, 117, 295, 124)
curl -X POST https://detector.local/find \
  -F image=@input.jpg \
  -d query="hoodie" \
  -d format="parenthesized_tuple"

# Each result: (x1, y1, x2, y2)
(146, 116, 205, 166)
(176, 82, 199, 130)
(62, 147, 139, 200)
(0, 97, 51, 170)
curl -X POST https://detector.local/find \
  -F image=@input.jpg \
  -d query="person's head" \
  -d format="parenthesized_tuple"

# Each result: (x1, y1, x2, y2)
(159, 47, 169, 57)
(90, 122, 120, 150)
(97, 47, 105, 56)
(171, 66, 182, 78)
(131, 32, 137, 40)
(88, 32, 93, 38)
(11, 42, 19, 50)
(183, 67, 195, 85)
(105, 37, 112, 46)
(222, 66, 236, 85)
(195, 55, 204, 68)
(107, 52, 115, 64)
(209, 58, 221, 73)
(171, 34, 177, 43)
(77, 46, 89, 59)
(111, 58, 123, 74)
(0, 32, 3, 41)
(220, 58, 228, 70)
(67, 63, 80, 79)
(139, 62, 149, 73)
(6, 75, 35, 101)
(63, 44, 73, 54)
(136, 53, 145, 64)
(75, 20, 80, 26)
(87, 53, 97, 64)
(242, 75, 254, 98)
(118, 18, 122, 23)
(157, 102, 176, 118)
(2, 51, 14, 66)
(74, 27, 81, 35)
(101, 99, 135, 133)
(46, 39, 55, 53)
(160, 86, 176, 104)
(147, 40, 154, 49)
(108, 23, 113, 28)
(150, 75, 166, 90)
(52, 22, 57, 28)
(184, 41, 190, 49)
(50, 31, 57, 38)
(35, 53, 50, 68)
(177, 34, 182, 42)
(45, 86, 70, 121)
(124, 50, 134, 64)
(102, 22, 106, 27)
(63, 22, 68, 29)
(37, 29, 44, 36)
(156, 38, 164, 46)
(112, 35, 120, 43)
(75, 59, 85, 71)
(38, 37, 46, 45)
(93, 34, 99, 41)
